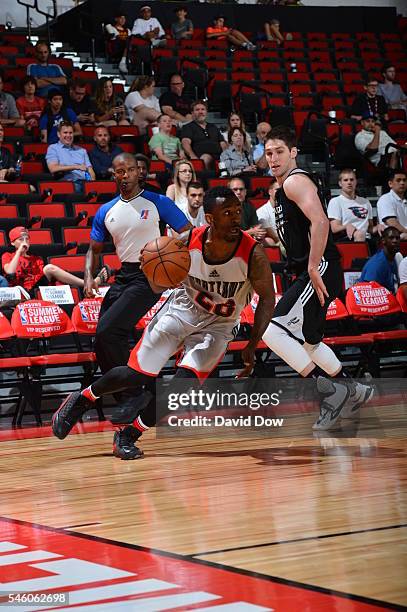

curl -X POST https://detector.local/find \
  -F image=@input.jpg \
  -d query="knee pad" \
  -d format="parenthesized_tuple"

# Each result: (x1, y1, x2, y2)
(303, 342, 341, 376)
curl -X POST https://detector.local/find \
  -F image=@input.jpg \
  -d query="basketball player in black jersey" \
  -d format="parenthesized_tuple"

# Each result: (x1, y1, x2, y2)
(261, 126, 373, 430)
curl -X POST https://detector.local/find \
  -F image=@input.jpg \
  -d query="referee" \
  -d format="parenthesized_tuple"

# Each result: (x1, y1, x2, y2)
(84, 152, 191, 406)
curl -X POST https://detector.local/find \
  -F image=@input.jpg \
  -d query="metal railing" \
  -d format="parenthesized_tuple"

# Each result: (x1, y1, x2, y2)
(16, 0, 57, 46)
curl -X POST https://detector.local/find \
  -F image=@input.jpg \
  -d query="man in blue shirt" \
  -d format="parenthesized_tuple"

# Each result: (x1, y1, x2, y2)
(27, 41, 67, 98)
(89, 126, 123, 179)
(45, 121, 95, 192)
(360, 226, 401, 292)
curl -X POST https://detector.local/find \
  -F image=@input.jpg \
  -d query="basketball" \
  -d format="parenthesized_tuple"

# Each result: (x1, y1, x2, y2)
(140, 236, 191, 288)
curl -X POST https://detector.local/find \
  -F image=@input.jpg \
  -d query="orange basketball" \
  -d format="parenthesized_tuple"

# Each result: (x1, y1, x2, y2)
(140, 236, 191, 288)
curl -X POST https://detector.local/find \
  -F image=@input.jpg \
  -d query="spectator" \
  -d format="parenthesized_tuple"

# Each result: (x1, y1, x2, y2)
(221, 112, 252, 150)
(354, 112, 398, 170)
(256, 178, 280, 246)
(67, 79, 96, 125)
(148, 113, 184, 165)
(27, 41, 67, 98)
(399, 256, 407, 303)
(263, 19, 292, 45)
(171, 7, 193, 40)
(131, 5, 166, 48)
(0, 274, 8, 288)
(89, 126, 123, 180)
(105, 12, 131, 74)
(134, 153, 161, 193)
(170, 181, 206, 235)
(159, 73, 193, 125)
(377, 169, 407, 239)
(0, 70, 24, 127)
(253, 121, 272, 173)
(181, 100, 227, 169)
(125, 76, 160, 133)
(219, 127, 256, 177)
(2, 226, 109, 296)
(45, 121, 95, 193)
(350, 76, 389, 124)
(166, 160, 196, 207)
(16, 76, 46, 130)
(327, 168, 375, 242)
(228, 177, 266, 240)
(206, 16, 256, 51)
(378, 64, 407, 113)
(39, 89, 81, 144)
(94, 77, 128, 127)
(359, 226, 402, 293)
(0, 125, 16, 183)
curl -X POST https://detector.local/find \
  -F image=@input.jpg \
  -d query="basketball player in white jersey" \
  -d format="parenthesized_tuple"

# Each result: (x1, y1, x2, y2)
(261, 125, 373, 430)
(53, 186, 275, 458)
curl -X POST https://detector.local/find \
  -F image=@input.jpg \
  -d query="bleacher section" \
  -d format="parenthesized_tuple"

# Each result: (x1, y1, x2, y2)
(0, 11, 406, 424)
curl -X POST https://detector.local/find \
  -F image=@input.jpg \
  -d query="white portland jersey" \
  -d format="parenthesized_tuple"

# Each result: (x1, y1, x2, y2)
(183, 226, 257, 321)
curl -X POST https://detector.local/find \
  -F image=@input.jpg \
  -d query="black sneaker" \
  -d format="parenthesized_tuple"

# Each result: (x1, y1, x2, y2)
(113, 426, 143, 460)
(52, 391, 91, 439)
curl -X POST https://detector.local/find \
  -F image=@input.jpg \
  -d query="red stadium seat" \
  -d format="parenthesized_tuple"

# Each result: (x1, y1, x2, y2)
(62, 227, 91, 249)
(39, 181, 75, 195)
(336, 242, 369, 270)
(29, 229, 54, 245)
(84, 181, 117, 196)
(72, 298, 102, 335)
(48, 255, 86, 273)
(0, 205, 18, 218)
(0, 183, 30, 195)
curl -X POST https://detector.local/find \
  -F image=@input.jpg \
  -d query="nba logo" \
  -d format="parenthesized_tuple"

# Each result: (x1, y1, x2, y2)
(353, 287, 361, 305)
(79, 303, 89, 322)
(140, 210, 149, 220)
(19, 305, 28, 325)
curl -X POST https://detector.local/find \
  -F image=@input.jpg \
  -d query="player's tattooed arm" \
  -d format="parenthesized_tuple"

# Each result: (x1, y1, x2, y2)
(238, 245, 275, 378)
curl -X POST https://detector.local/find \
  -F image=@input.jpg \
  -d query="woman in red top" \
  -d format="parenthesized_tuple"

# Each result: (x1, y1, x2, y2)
(16, 76, 47, 130)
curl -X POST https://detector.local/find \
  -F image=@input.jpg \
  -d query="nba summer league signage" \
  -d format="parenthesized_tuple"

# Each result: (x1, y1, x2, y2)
(0, 518, 391, 610)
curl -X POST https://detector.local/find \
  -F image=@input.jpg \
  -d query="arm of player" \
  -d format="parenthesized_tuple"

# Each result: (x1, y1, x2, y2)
(238, 245, 275, 378)
(284, 174, 330, 306)
(84, 239, 104, 297)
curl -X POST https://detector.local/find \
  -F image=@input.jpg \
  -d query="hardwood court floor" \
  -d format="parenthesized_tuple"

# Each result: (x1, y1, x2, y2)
(0, 405, 406, 611)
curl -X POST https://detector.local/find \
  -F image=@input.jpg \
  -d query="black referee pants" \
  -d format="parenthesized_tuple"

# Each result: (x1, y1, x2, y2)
(94, 263, 161, 375)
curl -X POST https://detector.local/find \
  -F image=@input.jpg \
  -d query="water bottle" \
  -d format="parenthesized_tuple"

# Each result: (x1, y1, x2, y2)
(15, 156, 22, 178)
(219, 161, 228, 178)
(84, 170, 91, 181)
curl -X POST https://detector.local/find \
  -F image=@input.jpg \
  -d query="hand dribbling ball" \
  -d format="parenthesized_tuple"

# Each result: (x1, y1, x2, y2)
(140, 236, 191, 288)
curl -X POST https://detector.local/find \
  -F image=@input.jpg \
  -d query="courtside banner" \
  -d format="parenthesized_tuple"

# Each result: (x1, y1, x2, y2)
(156, 378, 407, 439)
(0, 518, 394, 611)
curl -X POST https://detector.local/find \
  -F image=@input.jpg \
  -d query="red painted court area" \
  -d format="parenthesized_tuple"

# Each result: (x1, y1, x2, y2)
(0, 518, 397, 611)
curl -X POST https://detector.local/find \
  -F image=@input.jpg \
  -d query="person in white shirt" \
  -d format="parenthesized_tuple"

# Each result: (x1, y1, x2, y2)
(354, 112, 398, 168)
(327, 168, 374, 242)
(131, 5, 166, 48)
(170, 181, 206, 236)
(255, 179, 280, 247)
(399, 256, 407, 285)
(124, 76, 160, 133)
(377, 169, 407, 240)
